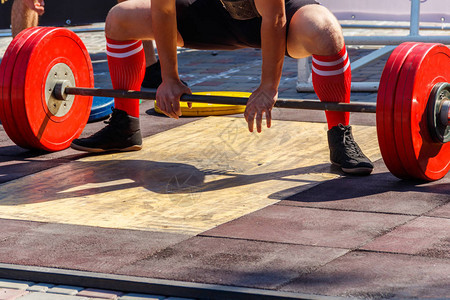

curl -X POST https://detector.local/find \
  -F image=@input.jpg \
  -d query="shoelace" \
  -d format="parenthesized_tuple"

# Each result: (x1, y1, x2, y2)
(103, 109, 123, 126)
(342, 130, 364, 157)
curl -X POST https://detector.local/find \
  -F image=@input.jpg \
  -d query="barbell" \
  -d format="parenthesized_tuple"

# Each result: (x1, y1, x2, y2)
(0, 27, 449, 182)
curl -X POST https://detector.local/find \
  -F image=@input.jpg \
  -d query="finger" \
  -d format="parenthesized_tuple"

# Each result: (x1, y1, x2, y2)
(244, 107, 252, 122)
(172, 100, 181, 117)
(167, 105, 179, 119)
(246, 112, 255, 132)
(256, 112, 263, 133)
(266, 109, 272, 128)
(158, 99, 170, 118)
(159, 98, 175, 119)
(34, 6, 45, 14)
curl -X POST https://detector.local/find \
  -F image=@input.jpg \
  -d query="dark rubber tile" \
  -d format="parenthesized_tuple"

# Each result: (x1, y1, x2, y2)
(116, 236, 348, 289)
(362, 216, 450, 258)
(0, 218, 44, 241)
(426, 201, 450, 218)
(0, 221, 189, 273)
(0, 156, 70, 184)
(201, 205, 413, 249)
(280, 159, 450, 215)
(281, 251, 450, 299)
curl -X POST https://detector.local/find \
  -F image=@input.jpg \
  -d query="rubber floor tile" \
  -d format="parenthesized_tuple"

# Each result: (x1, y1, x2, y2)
(280, 251, 450, 298)
(0, 219, 44, 243)
(0, 223, 189, 273)
(202, 205, 414, 249)
(281, 160, 450, 215)
(0, 157, 68, 184)
(362, 216, 450, 258)
(426, 201, 450, 218)
(116, 236, 348, 290)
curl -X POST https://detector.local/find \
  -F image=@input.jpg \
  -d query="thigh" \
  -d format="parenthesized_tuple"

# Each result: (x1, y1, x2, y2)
(106, 0, 184, 45)
(285, 0, 319, 25)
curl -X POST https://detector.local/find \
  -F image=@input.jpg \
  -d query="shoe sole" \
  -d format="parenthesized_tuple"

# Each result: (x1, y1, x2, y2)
(70, 143, 143, 153)
(331, 161, 374, 176)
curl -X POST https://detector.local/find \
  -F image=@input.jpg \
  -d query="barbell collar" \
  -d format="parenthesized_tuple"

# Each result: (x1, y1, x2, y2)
(62, 86, 377, 113)
(54, 80, 71, 101)
(440, 100, 450, 126)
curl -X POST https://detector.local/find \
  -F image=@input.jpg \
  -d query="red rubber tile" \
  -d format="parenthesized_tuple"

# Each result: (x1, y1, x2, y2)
(202, 205, 414, 249)
(116, 236, 348, 289)
(280, 160, 450, 215)
(0, 157, 69, 184)
(426, 202, 450, 218)
(361, 216, 450, 258)
(281, 251, 450, 298)
(0, 223, 189, 273)
(0, 218, 44, 241)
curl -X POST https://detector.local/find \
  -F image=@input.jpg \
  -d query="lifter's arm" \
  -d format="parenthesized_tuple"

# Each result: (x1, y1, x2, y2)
(244, 0, 286, 133)
(151, 0, 191, 119)
(24, 0, 45, 15)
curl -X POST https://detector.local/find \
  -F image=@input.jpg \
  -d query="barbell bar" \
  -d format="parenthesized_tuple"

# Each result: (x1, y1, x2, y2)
(55, 84, 378, 113)
(0, 27, 449, 182)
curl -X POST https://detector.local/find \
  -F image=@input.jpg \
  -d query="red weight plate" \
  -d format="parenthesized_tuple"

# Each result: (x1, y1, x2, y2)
(394, 43, 450, 181)
(376, 42, 421, 179)
(10, 27, 60, 150)
(11, 27, 94, 151)
(393, 43, 434, 180)
(0, 27, 44, 149)
(0, 28, 35, 147)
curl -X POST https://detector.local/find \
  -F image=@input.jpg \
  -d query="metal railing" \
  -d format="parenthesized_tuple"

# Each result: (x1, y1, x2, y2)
(297, 0, 450, 93)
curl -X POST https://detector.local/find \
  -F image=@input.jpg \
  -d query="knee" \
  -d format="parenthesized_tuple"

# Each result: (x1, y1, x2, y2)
(290, 5, 344, 55)
(105, 5, 127, 38)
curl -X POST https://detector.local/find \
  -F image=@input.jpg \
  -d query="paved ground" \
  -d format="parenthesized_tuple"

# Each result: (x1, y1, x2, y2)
(0, 22, 449, 300)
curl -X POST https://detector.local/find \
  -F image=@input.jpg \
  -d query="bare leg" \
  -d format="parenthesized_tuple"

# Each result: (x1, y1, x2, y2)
(11, 0, 39, 38)
(142, 40, 157, 67)
(116, 0, 157, 66)
(106, 0, 184, 46)
(286, 4, 349, 128)
(286, 4, 373, 175)
(286, 4, 343, 59)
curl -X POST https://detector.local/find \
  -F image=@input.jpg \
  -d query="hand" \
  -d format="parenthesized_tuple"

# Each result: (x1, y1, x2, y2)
(24, 0, 45, 15)
(244, 86, 277, 133)
(156, 79, 192, 119)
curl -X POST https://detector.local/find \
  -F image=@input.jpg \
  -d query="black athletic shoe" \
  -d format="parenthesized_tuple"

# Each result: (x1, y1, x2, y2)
(327, 124, 374, 175)
(71, 109, 142, 153)
(141, 60, 188, 89)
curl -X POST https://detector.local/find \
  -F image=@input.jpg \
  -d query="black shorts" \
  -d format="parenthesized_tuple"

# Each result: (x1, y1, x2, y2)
(176, 0, 319, 51)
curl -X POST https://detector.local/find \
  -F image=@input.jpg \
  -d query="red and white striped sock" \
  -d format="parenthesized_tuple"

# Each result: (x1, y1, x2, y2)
(312, 46, 351, 129)
(106, 38, 146, 118)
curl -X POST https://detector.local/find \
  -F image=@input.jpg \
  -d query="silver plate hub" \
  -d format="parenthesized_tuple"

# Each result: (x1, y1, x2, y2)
(45, 63, 75, 117)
